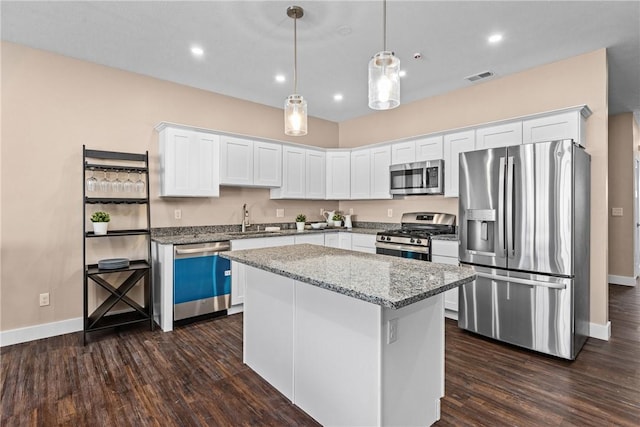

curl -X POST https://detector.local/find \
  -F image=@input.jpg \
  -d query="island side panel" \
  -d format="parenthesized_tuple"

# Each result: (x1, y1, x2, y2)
(152, 242, 174, 332)
(381, 293, 445, 426)
(294, 280, 382, 427)
(244, 266, 294, 400)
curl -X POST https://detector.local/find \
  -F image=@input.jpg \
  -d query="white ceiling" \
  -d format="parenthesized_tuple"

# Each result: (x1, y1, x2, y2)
(2, 1, 639, 123)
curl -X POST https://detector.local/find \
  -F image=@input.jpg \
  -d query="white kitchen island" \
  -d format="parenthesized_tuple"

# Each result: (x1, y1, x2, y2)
(221, 244, 475, 427)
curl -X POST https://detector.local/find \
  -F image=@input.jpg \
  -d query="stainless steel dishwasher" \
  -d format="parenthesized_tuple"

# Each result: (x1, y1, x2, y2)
(173, 241, 231, 321)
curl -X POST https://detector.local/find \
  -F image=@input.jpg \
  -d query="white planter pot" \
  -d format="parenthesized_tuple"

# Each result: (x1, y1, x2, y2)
(333, 220, 342, 227)
(296, 222, 305, 232)
(92, 222, 108, 235)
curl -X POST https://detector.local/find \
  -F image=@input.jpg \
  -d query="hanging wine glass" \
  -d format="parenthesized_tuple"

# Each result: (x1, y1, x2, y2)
(135, 171, 145, 193)
(112, 170, 124, 193)
(86, 169, 97, 192)
(99, 170, 111, 192)
(123, 171, 134, 193)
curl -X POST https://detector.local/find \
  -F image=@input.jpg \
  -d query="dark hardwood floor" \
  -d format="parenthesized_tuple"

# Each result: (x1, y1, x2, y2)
(2, 283, 638, 426)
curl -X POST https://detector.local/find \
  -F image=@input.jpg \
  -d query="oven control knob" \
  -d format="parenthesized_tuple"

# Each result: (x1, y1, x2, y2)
(416, 239, 422, 244)
(410, 238, 415, 243)
(386, 236, 391, 241)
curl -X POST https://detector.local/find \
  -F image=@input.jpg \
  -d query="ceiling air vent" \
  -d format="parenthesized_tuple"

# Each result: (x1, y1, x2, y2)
(466, 70, 494, 82)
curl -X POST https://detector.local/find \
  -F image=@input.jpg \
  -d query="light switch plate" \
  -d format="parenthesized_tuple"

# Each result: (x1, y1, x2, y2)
(276, 208, 284, 218)
(174, 209, 182, 220)
(387, 209, 393, 218)
(612, 207, 623, 217)
(387, 318, 398, 344)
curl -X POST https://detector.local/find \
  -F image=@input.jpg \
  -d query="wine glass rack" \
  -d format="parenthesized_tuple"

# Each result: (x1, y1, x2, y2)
(82, 146, 153, 344)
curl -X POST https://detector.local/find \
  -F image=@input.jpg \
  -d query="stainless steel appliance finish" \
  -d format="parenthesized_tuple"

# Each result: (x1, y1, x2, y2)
(458, 139, 590, 359)
(376, 212, 456, 261)
(173, 241, 231, 321)
(389, 160, 444, 196)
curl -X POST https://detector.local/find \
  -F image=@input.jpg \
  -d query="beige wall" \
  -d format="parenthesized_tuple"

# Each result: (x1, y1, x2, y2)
(339, 49, 610, 328)
(608, 113, 637, 278)
(1, 42, 611, 333)
(0, 42, 338, 331)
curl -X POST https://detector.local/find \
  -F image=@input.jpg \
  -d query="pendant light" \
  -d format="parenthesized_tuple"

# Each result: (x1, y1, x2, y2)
(284, 5, 307, 136)
(368, 0, 400, 110)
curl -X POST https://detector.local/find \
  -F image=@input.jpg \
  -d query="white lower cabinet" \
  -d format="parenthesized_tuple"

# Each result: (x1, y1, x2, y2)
(230, 236, 294, 308)
(431, 239, 459, 319)
(351, 233, 376, 254)
(325, 232, 353, 249)
(294, 233, 325, 246)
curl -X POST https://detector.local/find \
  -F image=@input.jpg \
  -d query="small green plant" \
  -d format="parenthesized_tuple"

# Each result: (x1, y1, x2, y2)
(295, 213, 306, 223)
(332, 213, 343, 221)
(91, 211, 111, 223)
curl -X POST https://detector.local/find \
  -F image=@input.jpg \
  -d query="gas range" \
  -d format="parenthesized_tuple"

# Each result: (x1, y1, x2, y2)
(375, 212, 456, 260)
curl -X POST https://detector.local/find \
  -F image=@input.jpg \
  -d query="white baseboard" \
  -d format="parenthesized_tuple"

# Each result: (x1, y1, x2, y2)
(228, 304, 244, 315)
(608, 274, 636, 286)
(589, 321, 611, 341)
(0, 317, 83, 347)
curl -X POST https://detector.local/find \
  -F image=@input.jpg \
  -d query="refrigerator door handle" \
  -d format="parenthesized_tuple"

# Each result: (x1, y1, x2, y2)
(475, 272, 567, 290)
(506, 156, 515, 257)
(498, 157, 506, 256)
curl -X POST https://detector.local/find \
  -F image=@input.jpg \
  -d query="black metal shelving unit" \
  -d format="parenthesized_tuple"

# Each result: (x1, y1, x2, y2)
(82, 146, 153, 344)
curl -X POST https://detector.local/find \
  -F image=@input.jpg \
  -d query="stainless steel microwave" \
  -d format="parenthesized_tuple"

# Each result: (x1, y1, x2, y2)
(389, 160, 444, 195)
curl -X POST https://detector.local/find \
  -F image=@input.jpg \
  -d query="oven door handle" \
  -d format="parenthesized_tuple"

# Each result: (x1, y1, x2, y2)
(375, 242, 430, 254)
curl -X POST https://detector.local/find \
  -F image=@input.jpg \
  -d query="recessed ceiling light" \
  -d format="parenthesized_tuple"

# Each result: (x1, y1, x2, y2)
(334, 94, 343, 102)
(399, 70, 407, 77)
(275, 74, 286, 83)
(488, 33, 503, 44)
(190, 46, 204, 57)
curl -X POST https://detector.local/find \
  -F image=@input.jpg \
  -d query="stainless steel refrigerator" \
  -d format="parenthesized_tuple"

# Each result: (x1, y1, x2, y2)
(458, 139, 590, 359)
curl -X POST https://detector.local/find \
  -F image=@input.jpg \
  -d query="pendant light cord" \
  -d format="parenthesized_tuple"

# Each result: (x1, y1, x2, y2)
(293, 14, 298, 94)
(383, 0, 387, 52)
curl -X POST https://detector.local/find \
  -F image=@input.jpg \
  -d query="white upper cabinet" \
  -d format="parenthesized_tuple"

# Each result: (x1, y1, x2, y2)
(306, 149, 326, 199)
(415, 135, 444, 161)
(158, 125, 220, 197)
(475, 122, 523, 150)
(391, 135, 443, 165)
(370, 145, 392, 199)
(253, 141, 282, 187)
(350, 149, 371, 199)
(522, 107, 590, 147)
(271, 146, 325, 199)
(391, 141, 416, 165)
(326, 150, 351, 200)
(220, 136, 281, 187)
(351, 145, 392, 200)
(443, 130, 475, 198)
(220, 136, 253, 186)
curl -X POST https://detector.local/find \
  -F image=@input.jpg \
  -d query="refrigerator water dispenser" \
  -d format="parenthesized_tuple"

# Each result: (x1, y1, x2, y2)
(465, 209, 496, 255)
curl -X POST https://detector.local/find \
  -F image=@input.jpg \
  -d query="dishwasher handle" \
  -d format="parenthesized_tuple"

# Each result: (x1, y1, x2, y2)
(175, 242, 231, 256)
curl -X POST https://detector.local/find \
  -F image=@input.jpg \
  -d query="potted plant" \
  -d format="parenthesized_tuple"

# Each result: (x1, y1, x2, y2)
(91, 211, 111, 235)
(332, 212, 343, 227)
(295, 213, 306, 231)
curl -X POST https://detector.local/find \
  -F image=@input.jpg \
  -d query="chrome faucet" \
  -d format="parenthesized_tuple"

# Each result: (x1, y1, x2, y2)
(242, 203, 250, 232)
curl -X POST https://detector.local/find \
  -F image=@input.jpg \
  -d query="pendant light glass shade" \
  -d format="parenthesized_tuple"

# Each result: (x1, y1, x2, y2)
(284, 94, 307, 136)
(368, 51, 400, 110)
(284, 6, 307, 136)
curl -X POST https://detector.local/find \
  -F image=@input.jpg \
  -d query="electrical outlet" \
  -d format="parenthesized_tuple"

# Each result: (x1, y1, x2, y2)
(387, 318, 398, 344)
(39, 293, 50, 307)
(387, 208, 393, 218)
(174, 209, 182, 220)
(349, 208, 354, 215)
(276, 208, 285, 218)
(612, 207, 623, 217)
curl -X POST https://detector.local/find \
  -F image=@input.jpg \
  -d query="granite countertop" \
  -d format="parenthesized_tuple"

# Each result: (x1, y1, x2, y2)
(152, 227, 384, 245)
(221, 244, 475, 309)
(431, 234, 458, 241)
